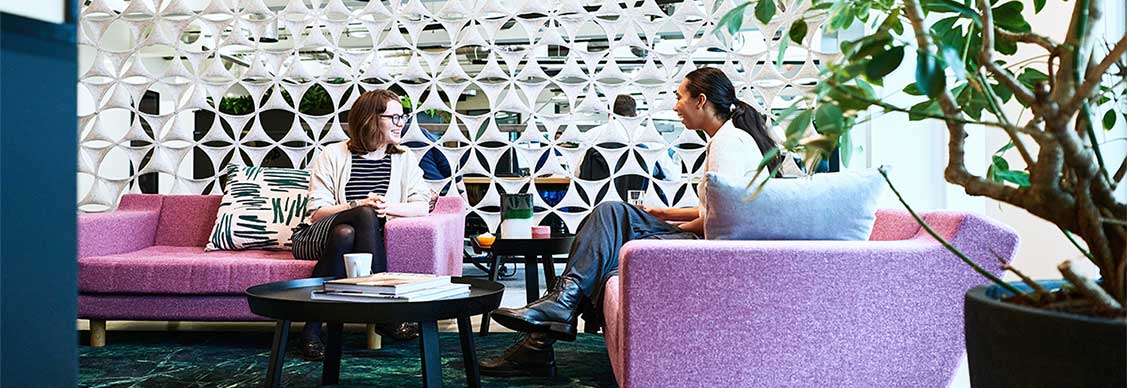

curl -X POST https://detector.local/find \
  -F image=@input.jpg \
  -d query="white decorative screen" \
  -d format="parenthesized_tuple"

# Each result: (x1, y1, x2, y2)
(77, 0, 832, 233)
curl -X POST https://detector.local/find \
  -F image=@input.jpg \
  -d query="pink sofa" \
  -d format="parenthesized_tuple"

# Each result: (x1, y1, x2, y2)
(603, 210, 1019, 387)
(78, 194, 465, 345)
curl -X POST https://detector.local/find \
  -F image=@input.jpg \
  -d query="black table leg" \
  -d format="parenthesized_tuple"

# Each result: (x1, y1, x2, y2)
(419, 320, 442, 388)
(322, 322, 343, 385)
(265, 320, 289, 388)
(457, 316, 481, 388)
(541, 254, 557, 290)
(524, 255, 539, 304)
(480, 253, 503, 336)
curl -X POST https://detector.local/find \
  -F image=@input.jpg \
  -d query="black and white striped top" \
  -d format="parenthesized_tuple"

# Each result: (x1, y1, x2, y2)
(344, 153, 392, 200)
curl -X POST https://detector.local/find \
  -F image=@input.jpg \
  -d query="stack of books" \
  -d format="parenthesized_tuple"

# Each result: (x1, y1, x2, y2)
(311, 272, 470, 302)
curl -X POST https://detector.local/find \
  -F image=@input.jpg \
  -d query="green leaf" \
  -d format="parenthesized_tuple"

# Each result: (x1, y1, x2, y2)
(1105, 109, 1118, 130)
(878, 8, 902, 35)
(814, 103, 845, 134)
(941, 47, 967, 81)
(809, 1, 834, 11)
(1016, 68, 1049, 90)
(903, 83, 924, 96)
(995, 170, 1031, 187)
(755, 0, 776, 24)
(855, 79, 877, 100)
(1034, 0, 1046, 13)
(992, 155, 1011, 171)
(851, 35, 893, 61)
(995, 35, 1018, 55)
(993, 2, 1031, 32)
(716, 2, 753, 35)
(908, 100, 942, 121)
(785, 109, 813, 141)
(828, 86, 874, 111)
(915, 51, 948, 98)
(777, 30, 790, 70)
(994, 141, 1015, 155)
(865, 45, 904, 81)
(839, 129, 853, 168)
(789, 19, 808, 44)
(757, 147, 782, 170)
(991, 81, 1014, 103)
(925, 0, 983, 27)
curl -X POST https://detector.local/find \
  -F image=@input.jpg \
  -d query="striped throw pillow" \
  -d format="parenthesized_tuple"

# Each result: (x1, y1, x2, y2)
(205, 165, 311, 251)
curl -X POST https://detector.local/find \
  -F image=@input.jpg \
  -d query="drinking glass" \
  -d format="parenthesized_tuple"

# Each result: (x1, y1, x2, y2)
(627, 190, 645, 207)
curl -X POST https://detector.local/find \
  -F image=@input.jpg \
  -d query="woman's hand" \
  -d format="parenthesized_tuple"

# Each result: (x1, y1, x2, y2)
(362, 194, 388, 218)
(641, 205, 668, 220)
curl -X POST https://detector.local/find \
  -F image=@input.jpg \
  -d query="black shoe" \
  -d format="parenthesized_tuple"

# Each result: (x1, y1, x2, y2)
(479, 332, 557, 377)
(373, 322, 420, 341)
(300, 337, 325, 361)
(490, 277, 583, 341)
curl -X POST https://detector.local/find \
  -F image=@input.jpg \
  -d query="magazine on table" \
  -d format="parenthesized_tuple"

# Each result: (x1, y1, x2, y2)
(324, 272, 452, 295)
(311, 283, 470, 302)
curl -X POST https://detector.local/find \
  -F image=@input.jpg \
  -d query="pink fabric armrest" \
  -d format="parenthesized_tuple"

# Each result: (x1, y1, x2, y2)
(385, 196, 466, 276)
(78, 211, 160, 259)
(608, 212, 1018, 387)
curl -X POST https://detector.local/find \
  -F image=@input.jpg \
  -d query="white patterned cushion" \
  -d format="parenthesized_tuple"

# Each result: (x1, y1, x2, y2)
(205, 165, 311, 251)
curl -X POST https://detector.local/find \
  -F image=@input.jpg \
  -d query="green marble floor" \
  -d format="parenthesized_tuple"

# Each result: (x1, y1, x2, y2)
(79, 330, 616, 387)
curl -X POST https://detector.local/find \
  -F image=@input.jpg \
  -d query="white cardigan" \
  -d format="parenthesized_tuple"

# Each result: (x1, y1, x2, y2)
(307, 142, 430, 214)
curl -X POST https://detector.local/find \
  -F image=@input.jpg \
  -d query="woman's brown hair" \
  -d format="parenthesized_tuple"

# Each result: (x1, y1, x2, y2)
(347, 89, 404, 154)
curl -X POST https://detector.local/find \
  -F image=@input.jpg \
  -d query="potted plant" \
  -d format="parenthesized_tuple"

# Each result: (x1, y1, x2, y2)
(721, 0, 1125, 386)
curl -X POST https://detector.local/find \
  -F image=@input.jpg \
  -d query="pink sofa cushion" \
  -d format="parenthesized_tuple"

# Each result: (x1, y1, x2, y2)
(79, 246, 314, 294)
(155, 195, 222, 247)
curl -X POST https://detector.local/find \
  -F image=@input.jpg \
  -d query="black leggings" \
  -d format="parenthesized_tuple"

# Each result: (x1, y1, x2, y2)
(310, 206, 388, 277)
(304, 206, 387, 340)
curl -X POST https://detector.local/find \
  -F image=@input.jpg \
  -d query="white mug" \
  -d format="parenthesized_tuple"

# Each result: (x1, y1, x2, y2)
(343, 253, 373, 278)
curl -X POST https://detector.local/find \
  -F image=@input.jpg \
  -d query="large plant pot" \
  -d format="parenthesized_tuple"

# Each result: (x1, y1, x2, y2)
(965, 281, 1126, 388)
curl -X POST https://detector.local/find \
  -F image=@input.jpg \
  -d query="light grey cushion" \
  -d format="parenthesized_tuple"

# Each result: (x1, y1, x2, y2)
(702, 170, 885, 240)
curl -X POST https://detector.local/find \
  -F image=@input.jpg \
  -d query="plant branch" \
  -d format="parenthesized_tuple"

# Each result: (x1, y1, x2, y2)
(978, 0, 1038, 107)
(1004, 264, 1052, 299)
(1061, 34, 1127, 117)
(995, 29, 1057, 53)
(1114, 154, 1127, 188)
(1059, 226, 1097, 263)
(1059, 260, 1123, 310)
(973, 71, 1036, 167)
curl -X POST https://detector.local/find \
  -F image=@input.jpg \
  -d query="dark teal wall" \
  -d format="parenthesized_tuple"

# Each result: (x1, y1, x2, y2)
(1, 10, 78, 387)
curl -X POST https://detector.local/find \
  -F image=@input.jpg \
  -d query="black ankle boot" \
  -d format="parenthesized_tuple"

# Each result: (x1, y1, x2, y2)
(490, 277, 583, 341)
(479, 332, 557, 377)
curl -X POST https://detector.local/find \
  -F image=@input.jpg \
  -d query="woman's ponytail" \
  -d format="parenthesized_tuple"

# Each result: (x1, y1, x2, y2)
(730, 100, 784, 174)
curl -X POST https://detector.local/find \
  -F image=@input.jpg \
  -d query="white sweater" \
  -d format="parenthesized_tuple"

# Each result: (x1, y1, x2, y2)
(306, 142, 430, 215)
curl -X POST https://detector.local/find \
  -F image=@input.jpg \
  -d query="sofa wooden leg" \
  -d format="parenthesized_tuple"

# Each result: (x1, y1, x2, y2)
(366, 324, 382, 350)
(90, 320, 106, 347)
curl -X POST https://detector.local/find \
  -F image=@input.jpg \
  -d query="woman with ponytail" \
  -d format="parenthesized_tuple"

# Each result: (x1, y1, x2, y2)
(480, 67, 800, 376)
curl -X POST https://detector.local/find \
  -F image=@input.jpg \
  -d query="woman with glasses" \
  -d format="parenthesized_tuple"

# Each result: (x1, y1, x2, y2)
(291, 89, 433, 360)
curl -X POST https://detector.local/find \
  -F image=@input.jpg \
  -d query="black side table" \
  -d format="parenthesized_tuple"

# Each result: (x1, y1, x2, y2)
(246, 277, 504, 388)
(474, 236, 574, 336)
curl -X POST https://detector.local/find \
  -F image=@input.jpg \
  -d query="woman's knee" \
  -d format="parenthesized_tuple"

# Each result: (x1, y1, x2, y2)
(593, 201, 630, 215)
(349, 205, 379, 221)
(329, 225, 355, 246)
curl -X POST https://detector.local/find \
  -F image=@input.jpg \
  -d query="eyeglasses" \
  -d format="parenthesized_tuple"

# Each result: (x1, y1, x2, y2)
(379, 114, 411, 126)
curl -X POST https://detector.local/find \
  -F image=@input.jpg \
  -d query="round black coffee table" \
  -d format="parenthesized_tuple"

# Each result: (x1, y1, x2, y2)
(246, 277, 504, 388)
